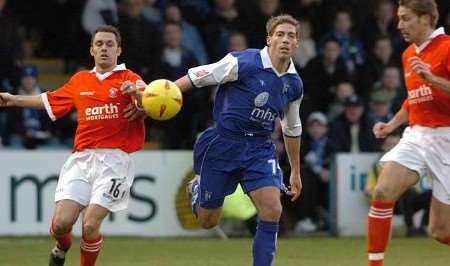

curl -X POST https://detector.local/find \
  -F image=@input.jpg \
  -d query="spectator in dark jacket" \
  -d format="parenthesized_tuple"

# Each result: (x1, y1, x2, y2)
(328, 95, 378, 152)
(118, 0, 163, 81)
(302, 38, 351, 115)
(0, 0, 23, 90)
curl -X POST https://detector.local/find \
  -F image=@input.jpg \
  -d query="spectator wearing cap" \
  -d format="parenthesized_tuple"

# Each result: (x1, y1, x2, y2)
(6, 65, 52, 148)
(328, 95, 378, 153)
(327, 81, 356, 122)
(281, 111, 333, 233)
(367, 90, 394, 125)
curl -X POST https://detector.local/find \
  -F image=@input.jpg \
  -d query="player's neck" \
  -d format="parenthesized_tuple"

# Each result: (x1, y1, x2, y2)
(95, 64, 116, 74)
(270, 57, 290, 74)
(414, 28, 435, 47)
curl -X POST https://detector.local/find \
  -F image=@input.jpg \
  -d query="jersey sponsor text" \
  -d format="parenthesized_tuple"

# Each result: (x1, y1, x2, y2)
(85, 103, 120, 120)
(408, 85, 433, 104)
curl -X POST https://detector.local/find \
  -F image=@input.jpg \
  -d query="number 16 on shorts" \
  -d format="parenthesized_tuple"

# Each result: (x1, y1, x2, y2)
(104, 177, 127, 201)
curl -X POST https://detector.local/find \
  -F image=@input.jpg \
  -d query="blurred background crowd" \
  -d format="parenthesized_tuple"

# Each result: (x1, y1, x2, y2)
(0, 0, 448, 235)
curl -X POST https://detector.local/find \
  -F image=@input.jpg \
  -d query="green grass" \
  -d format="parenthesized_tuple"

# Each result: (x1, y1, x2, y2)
(0, 236, 449, 266)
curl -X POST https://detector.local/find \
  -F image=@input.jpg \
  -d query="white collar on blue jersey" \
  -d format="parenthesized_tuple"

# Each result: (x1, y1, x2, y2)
(414, 27, 445, 53)
(260, 46, 297, 77)
(90, 63, 127, 80)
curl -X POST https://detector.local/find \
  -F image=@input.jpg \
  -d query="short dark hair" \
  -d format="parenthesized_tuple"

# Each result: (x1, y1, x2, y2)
(91, 25, 122, 47)
(398, 0, 439, 27)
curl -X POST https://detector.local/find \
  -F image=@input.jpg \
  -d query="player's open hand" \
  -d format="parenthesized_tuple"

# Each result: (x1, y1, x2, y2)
(373, 122, 392, 138)
(287, 172, 302, 202)
(409, 56, 434, 81)
(0, 92, 14, 107)
(123, 103, 146, 121)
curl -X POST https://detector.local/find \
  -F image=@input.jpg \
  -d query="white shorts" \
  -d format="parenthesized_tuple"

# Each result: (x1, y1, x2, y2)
(380, 126, 450, 204)
(55, 149, 134, 212)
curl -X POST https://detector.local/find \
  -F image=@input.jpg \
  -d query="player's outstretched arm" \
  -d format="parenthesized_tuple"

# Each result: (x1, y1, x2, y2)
(0, 92, 44, 108)
(176, 53, 239, 93)
(175, 75, 194, 93)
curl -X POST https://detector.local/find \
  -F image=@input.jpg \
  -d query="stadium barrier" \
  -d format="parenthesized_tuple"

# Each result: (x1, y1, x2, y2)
(0, 150, 210, 237)
(329, 153, 380, 236)
(329, 153, 431, 236)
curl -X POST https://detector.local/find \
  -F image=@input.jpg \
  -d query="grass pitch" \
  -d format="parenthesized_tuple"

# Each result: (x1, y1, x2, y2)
(0, 236, 449, 266)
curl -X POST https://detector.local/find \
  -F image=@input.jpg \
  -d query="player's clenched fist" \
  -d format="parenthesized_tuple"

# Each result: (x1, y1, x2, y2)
(0, 93, 15, 107)
(373, 122, 392, 139)
(408, 56, 433, 81)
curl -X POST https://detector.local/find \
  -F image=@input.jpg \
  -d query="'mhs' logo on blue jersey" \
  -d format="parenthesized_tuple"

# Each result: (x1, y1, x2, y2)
(250, 92, 277, 123)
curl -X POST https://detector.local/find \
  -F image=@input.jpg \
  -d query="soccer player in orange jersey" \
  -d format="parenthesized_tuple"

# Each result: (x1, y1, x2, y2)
(367, 1, 450, 265)
(0, 25, 145, 266)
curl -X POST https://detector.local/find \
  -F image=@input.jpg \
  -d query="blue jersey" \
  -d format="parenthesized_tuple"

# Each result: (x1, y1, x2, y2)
(188, 47, 303, 138)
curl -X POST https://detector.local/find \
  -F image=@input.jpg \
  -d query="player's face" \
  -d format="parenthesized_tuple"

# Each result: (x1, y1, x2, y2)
(397, 6, 432, 44)
(90, 32, 122, 71)
(267, 23, 299, 61)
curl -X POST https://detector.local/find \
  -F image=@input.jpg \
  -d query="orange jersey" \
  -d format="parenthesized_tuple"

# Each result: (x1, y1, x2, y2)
(41, 64, 145, 153)
(401, 29, 450, 127)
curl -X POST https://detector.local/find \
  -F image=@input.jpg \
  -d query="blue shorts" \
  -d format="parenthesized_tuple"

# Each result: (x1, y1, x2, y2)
(193, 127, 283, 209)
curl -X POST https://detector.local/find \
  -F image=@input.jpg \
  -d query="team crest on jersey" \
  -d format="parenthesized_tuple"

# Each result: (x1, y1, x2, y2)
(254, 92, 269, 107)
(109, 87, 118, 98)
(259, 79, 265, 87)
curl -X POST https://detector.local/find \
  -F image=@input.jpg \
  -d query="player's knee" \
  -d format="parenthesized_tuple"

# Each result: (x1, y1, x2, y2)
(372, 185, 394, 201)
(82, 221, 100, 238)
(198, 213, 220, 229)
(199, 219, 219, 229)
(258, 202, 282, 221)
(430, 223, 450, 245)
(51, 217, 73, 235)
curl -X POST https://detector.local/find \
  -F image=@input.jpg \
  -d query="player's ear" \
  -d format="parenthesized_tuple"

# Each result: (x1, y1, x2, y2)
(117, 47, 122, 56)
(89, 46, 94, 57)
(266, 36, 271, 47)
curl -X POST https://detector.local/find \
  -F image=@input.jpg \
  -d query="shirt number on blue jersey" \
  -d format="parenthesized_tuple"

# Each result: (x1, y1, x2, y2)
(268, 159, 280, 175)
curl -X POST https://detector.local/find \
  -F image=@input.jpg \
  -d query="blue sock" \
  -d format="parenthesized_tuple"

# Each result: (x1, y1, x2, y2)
(252, 220, 279, 266)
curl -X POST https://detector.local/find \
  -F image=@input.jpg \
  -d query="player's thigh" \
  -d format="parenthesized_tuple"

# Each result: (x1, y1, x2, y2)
(194, 130, 242, 209)
(55, 154, 92, 207)
(83, 204, 110, 227)
(52, 199, 84, 228)
(248, 186, 282, 221)
(90, 150, 134, 212)
(374, 161, 420, 201)
(429, 196, 450, 238)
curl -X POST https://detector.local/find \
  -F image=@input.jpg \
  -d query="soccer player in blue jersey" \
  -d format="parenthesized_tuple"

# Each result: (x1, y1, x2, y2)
(174, 14, 303, 266)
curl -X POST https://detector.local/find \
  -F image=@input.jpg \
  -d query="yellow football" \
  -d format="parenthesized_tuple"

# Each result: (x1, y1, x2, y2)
(142, 79, 183, 120)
